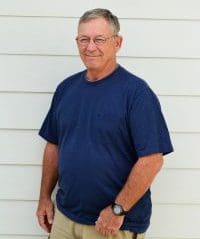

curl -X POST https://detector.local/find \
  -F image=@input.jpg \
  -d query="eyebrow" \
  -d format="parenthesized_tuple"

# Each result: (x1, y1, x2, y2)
(78, 34, 106, 38)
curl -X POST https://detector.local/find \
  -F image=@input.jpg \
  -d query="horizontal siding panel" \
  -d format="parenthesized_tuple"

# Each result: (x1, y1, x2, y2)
(1, 55, 200, 95)
(151, 169, 200, 204)
(0, 236, 47, 239)
(159, 96, 200, 132)
(0, 201, 199, 238)
(0, 93, 51, 129)
(0, 130, 44, 165)
(148, 238, 199, 239)
(121, 20, 200, 58)
(0, 201, 45, 235)
(0, 131, 199, 169)
(0, 0, 200, 19)
(0, 55, 84, 92)
(120, 58, 200, 96)
(148, 238, 198, 239)
(0, 18, 200, 58)
(0, 17, 78, 55)
(0, 165, 199, 203)
(0, 93, 199, 132)
(147, 204, 200, 238)
(164, 133, 200, 169)
(0, 165, 41, 200)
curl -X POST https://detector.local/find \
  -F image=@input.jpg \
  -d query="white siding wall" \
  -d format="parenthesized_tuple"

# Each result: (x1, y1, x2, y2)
(0, 1, 200, 238)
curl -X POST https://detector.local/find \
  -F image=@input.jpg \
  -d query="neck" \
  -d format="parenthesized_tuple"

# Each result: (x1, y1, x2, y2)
(86, 61, 117, 82)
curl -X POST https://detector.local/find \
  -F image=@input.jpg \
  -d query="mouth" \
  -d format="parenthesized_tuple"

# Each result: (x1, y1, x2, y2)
(85, 55, 100, 57)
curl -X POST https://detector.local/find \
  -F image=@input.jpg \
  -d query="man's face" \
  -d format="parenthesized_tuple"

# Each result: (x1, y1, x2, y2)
(76, 17, 122, 73)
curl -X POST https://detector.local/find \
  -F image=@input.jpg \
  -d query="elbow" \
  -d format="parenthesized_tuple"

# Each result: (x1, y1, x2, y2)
(154, 153, 164, 173)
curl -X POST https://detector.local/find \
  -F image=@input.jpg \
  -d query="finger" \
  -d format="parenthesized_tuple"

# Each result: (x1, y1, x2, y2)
(95, 222, 105, 235)
(110, 228, 118, 237)
(101, 225, 116, 236)
(38, 215, 50, 233)
(46, 207, 54, 224)
(98, 228, 107, 237)
(95, 223, 110, 237)
(102, 229, 113, 237)
(37, 214, 45, 225)
(95, 218, 103, 229)
(95, 221, 101, 232)
(96, 216, 103, 223)
(41, 223, 50, 233)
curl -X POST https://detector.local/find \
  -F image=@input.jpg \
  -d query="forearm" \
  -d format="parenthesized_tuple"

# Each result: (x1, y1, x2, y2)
(39, 142, 59, 201)
(115, 153, 163, 211)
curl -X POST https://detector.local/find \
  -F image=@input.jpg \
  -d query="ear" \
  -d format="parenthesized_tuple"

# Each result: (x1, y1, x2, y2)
(115, 35, 123, 52)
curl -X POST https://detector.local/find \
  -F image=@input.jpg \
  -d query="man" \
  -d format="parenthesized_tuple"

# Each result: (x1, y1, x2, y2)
(36, 8, 173, 239)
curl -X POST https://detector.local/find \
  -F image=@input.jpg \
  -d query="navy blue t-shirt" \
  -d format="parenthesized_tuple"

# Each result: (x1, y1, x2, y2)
(39, 65, 173, 233)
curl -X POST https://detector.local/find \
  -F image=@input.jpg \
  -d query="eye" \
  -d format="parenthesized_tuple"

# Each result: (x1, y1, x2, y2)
(94, 38, 106, 45)
(79, 37, 90, 44)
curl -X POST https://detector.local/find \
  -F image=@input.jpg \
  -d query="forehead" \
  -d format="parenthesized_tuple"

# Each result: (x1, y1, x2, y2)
(78, 17, 113, 36)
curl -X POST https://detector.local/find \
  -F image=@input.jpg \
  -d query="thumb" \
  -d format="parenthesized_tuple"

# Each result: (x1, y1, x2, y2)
(46, 208, 54, 224)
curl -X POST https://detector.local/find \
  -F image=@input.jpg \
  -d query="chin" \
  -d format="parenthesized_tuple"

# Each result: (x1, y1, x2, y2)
(85, 62, 101, 70)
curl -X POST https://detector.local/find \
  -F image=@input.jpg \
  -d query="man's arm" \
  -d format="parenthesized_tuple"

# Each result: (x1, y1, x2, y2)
(36, 142, 58, 233)
(115, 153, 163, 211)
(95, 153, 163, 237)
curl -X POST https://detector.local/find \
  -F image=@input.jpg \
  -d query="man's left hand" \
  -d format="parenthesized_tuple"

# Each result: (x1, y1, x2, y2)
(95, 205, 125, 237)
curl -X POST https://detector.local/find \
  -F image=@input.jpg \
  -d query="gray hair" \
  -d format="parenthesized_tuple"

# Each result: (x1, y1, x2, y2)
(79, 8, 120, 35)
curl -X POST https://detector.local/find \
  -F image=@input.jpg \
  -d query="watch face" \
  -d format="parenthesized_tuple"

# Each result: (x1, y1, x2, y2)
(113, 205, 122, 215)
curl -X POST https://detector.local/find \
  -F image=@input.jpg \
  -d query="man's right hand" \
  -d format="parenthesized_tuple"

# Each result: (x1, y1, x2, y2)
(36, 198, 54, 233)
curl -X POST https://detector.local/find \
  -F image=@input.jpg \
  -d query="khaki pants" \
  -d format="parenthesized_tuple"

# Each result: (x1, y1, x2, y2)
(49, 209, 145, 239)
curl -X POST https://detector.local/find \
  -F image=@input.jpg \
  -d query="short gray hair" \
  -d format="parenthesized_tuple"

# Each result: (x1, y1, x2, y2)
(79, 8, 120, 35)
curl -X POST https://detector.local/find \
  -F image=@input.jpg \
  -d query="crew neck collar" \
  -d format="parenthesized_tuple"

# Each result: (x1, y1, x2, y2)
(83, 64, 120, 85)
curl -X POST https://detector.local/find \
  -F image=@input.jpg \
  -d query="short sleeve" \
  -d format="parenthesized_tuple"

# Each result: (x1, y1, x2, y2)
(38, 88, 60, 145)
(128, 83, 173, 158)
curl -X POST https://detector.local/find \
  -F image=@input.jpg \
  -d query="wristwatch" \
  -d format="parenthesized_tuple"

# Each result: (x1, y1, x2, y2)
(111, 203, 128, 216)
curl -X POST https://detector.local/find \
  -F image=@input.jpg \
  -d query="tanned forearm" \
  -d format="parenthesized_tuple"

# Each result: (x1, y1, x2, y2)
(95, 153, 163, 237)
(115, 153, 163, 211)
(39, 142, 59, 201)
(37, 142, 59, 232)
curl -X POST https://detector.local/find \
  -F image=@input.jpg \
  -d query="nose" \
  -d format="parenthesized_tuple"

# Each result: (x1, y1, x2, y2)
(86, 39, 97, 51)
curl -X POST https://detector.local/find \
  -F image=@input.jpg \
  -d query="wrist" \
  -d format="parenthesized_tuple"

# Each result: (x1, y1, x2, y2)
(39, 195, 52, 202)
(115, 197, 130, 211)
(111, 202, 129, 216)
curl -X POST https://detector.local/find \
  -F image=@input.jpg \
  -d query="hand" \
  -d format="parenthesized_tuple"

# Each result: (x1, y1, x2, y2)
(95, 205, 125, 237)
(36, 198, 54, 233)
